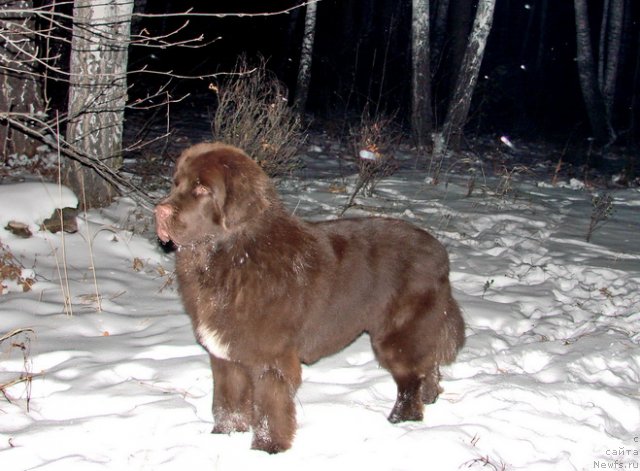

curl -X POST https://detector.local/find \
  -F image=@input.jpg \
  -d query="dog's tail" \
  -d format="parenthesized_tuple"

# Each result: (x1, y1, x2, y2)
(438, 294, 465, 365)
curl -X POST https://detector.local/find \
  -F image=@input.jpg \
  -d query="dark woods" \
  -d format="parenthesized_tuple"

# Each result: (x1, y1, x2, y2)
(133, 0, 640, 146)
(1, 0, 639, 207)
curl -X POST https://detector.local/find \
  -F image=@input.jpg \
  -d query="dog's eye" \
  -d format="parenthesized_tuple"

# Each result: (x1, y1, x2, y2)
(193, 184, 211, 197)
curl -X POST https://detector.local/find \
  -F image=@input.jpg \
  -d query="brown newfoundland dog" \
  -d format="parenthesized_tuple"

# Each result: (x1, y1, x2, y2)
(155, 142, 464, 453)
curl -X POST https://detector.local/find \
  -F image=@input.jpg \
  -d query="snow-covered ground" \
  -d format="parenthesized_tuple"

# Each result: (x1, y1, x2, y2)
(1, 147, 639, 470)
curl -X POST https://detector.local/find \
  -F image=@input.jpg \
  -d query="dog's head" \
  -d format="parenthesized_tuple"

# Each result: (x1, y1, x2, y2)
(155, 143, 278, 246)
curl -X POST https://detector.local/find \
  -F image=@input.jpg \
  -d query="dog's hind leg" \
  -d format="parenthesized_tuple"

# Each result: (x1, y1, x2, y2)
(371, 295, 461, 423)
(387, 372, 426, 423)
(372, 329, 428, 423)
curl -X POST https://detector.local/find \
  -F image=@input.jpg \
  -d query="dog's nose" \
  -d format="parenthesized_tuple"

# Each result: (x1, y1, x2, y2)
(155, 203, 175, 243)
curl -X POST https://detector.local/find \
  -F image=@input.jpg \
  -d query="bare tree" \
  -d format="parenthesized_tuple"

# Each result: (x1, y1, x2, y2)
(410, 0, 432, 147)
(574, 0, 612, 145)
(431, 0, 450, 74)
(293, 0, 317, 115)
(534, 0, 549, 76)
(430, 0, 495, 179)
(446, 0, 474, 99)
(0, 0, 45, 158)
(599, 0, 624, 146)
(599, 0, 624, 129)
(573, 0, 628, 147)
(64, 0, 134, 208)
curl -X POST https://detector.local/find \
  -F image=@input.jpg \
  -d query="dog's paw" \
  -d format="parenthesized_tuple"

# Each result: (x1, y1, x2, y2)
(388, 407, 424, 423)
(421, 385, 442, 404)
(212, 423, 250, 434)
(251, 435, 291, 454)
(388, 393, 424, 423)
(421, 377, 444, 404)
(212, 412, 250, 434)
(250, 418, 293, 454)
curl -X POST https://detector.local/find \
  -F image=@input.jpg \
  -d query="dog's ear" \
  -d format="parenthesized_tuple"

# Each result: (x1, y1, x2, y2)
(201, 169, 228, 229)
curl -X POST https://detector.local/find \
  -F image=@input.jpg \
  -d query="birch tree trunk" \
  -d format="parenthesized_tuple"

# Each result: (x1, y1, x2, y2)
(410, 0, 432, 147)
(65, 0, 133, 208)
(293, 1, 317, 115)
(0, 0, 45, 158)
(433, 0, 495, 163)
(597, 0, 611, 88)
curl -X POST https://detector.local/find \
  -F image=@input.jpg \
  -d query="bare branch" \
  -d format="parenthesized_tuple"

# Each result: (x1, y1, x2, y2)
(1, 0, 315, 205)
(1, 113, 156, 208)
(132, 2, 318, 20)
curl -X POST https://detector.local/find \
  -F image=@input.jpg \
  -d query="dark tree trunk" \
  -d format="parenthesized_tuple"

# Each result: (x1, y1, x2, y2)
(534, 0, 548, 73)
(0, 0, 45, 159)
(276, 5, 301, 82)
(601, 0, 624, 138)
(573, 0, 612, 144)
(532, 0, 549, 120)
(431, 0, 449, 75)
(629, 16, 640, 143)
(447, 0, 474, 98)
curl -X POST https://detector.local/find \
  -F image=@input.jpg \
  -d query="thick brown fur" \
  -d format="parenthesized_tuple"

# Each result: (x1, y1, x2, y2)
(155, 142, 465, 453)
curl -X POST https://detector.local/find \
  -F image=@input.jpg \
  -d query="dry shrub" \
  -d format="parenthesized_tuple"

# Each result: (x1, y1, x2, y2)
(0, 327, 35, 410)
(342, 112, 400, 213)
(351, 113, 400, 193)
(0, 240, 35, 294)
(586, 192, 614, 242)
(210, 57, 305, 177)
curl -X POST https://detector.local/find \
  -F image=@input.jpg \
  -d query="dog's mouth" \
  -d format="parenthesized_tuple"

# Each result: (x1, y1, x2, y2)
(155, 219, 217, 248)
(156, 226, 171, 244)
(155, 218, 173, 244)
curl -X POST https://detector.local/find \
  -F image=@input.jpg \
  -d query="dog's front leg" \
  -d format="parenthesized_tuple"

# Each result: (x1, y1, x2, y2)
(210, 356, 253, 434)
(250, 353, 302, 454)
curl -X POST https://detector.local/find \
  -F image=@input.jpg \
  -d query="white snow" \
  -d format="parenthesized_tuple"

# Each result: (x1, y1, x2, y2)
(1, 158, 639, 470)
(358, 149, 377, 161)
(0, 182, 78, 232)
